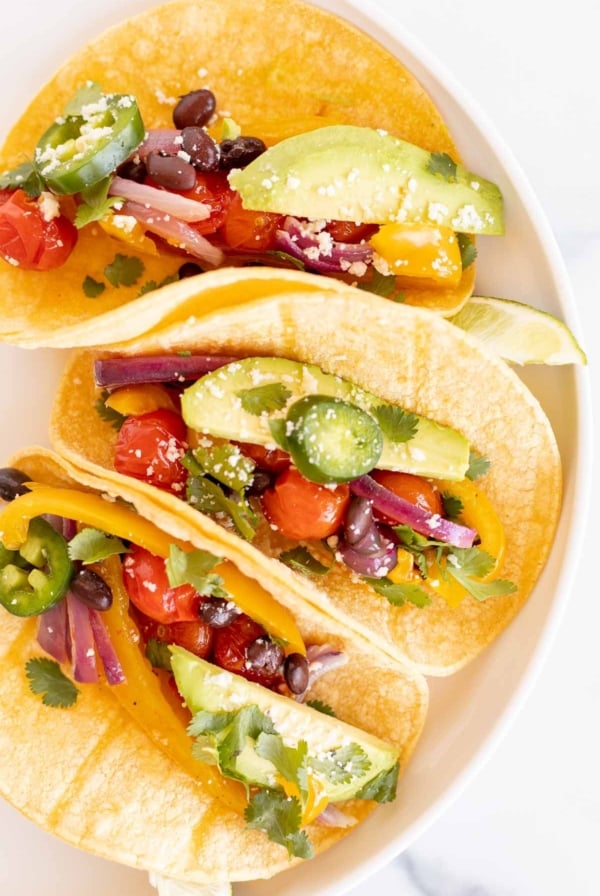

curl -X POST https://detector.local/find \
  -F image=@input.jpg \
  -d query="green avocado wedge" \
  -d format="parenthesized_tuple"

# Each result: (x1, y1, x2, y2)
(228, 125, 504, 235)
(180, 357, 470, 481)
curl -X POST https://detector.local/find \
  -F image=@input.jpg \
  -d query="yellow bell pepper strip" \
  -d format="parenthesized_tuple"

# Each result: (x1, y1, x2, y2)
(426, 477, 506, 608)
(369, 222, 462, 286)
(105, 383, 177, 416)
(278, 773, 330, 825)
(386, 548, 414, 584)
(99, 213, 159, 256)
(0, 487, 306, 653)
(100, 555, 247, 815)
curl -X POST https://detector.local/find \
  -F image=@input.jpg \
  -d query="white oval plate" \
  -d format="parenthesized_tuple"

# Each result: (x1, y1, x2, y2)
(0, 1, 592, 895)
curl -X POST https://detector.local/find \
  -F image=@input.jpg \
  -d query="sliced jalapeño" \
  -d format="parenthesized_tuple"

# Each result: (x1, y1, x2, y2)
(0, 517, 73, 617)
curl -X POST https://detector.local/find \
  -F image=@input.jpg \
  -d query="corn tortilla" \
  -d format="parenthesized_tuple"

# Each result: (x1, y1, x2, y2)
(0, 446, 428, 881)
(50, 286, 562, 675)
(0, 0, 475, 348)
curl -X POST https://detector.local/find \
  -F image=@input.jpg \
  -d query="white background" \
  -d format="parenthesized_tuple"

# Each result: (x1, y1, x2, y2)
(0, 1, 598, 894)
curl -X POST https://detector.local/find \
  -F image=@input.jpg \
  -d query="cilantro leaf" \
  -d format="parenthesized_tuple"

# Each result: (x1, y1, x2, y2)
(427, 151, 458, 182)
(191, 442, 255, 493)
(237, 383, 292, 416)
(137, 273, 179, 296)
(372, 405, 419, 443)
(266, 250, 307, 271)
(358, 269, 404, 302)
(68, 527, 129, 564)
(445, 547, 517, 601)
(94, 389, 126, 431)
(466, 450, 490, 481)
(364, 575, 432, 608)
(165, 544, 228, 597)
(145, 638, 172, 671)
(305, 699, 336, 717)
(354, 762, 399, 803)
(245, 789, 313, 859)
(441, 491, 463, 520)
(187, 709, 237, 737)
(104, 253, 144, 288)
(74, 177, 123, 229)
(457, 233, 477, 269)
(184, 453, 257, 541)
(83, 275, 106, 298)
(0, 161, 44, 198)
(308, 744, 371, 785)
(279, 546, 331, 576)
(217, 705, 277, 775)
(25, 658, 79, 708)
(256, 733, 309, 799)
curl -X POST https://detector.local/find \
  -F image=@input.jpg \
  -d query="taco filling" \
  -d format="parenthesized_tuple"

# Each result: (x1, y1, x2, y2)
(0, 454, 417, 862)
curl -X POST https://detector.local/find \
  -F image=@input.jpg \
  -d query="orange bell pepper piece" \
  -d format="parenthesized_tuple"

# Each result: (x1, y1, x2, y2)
(370, 222, 462, 286)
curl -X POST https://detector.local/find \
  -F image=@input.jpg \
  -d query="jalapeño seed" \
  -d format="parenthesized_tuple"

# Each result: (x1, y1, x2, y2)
(219, 136, 267, 169)
(70, 568, 113, 611)
(0, 467, 30, 502)
(173, 89, 216, 129)
(199, 596, 238, 628)
(284, 652, 310, 694)
(181, 127, 220, 171)
(146, 151, 197, 191)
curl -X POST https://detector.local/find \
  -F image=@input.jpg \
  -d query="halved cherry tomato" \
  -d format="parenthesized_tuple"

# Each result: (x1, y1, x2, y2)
(132, 607, 214, 659)
(261, 466, 350, 541)
(123, 545, 201, 624)
(181, 171, 235, 234)
(0, 188, 77, 271)
(212, 612, 280, 686)
(326, 220, 378, 243)
(236, 440, 290, 474)
(114, 408, 188, 493)
(371, 470, 443, 524)
(220, 193, 283, 250)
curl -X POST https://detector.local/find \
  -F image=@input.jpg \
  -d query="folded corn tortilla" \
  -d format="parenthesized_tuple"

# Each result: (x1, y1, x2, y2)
(49, 285, 562, 675)
(0, 0, 475, 348)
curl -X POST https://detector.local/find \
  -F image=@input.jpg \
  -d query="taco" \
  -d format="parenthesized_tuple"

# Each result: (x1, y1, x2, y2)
(49, 285, 562, 675)
(0, 0, 504, 349)
(0, 446, 428, 882)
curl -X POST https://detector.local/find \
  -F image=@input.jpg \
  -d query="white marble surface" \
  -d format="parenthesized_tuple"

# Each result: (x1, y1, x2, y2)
(0, 1, 597, 894)
(348, 1, 599, 894)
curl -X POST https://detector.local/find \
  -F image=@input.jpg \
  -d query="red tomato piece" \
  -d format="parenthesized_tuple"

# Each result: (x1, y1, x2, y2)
(114, 408, 188, 494)
(220, 193, 283, 250)
(0, 188, 77, 271)
(181, 171, 235, 234)
(325, 220, 378, 243)
(236, 441, 290, 474)
(123, 545, 201, 624)
(261, 466, 350, 541)
(371, 470, 443, 523)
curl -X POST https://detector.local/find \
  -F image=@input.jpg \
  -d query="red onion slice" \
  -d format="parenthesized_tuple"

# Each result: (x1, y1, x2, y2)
(36, 600, 69, 664)
(109, 176, 210, 222)
(66, 592, 98, 683)
(295, 644, 347, 701)
(275, 216, 372, 274)
(95, 353, 239, 389)
(316, 804, 357, 828)
(89, 610, 126, 685)
(339, 537, 398, 578)
(138, 129, 183, 160)
(350, 475, 476, 548)
(121, 199, 224, 267)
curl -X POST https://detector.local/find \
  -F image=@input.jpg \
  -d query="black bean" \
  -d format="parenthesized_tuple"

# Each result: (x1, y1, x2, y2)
(173, 89, 216, 129)
(246, 637, 284, 675)
(284, 652, 309, 694)
(178, 261, 205, 279)
(0, 467, 30, 502)
(199, 596, 239, 628)
(181, 127, 220, 171)
(146, 151, 197, 191)
(70, 568, 113, 611)
(219, 136, 267, 170)
(117, 157, 147, 183)
(246, 469, 274, 496)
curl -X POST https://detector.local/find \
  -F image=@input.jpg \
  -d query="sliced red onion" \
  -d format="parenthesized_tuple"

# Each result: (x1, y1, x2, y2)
(316, 803, 357, 828)
(339, 537, 398, 578)
(344, 496, 375, 546)
(95, 353, 238, 389)
(66, 592, 98, 683)
(36, 600, 69, 664)
(350, 475, 476, 548)
(138, 128, 183, 160)
(120, 199, 224, 267)
(275, 216, 372, 274)
(109, 176, 210, 222)
(89, 610, 126, 685)
(295, 643, 347, 701)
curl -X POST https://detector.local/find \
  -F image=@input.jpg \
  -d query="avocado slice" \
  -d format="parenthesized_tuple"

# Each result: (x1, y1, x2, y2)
(228, 125, 503, 235)
(180, 357, 470, 481)
(170, 646, 398, 803)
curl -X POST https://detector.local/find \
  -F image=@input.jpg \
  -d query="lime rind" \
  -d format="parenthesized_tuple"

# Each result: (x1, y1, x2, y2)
(450, 296, 587, 365)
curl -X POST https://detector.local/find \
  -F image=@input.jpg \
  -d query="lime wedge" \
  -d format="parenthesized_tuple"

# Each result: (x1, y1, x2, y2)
(450, 296, 587, 365)
(149, 873, 232, 896)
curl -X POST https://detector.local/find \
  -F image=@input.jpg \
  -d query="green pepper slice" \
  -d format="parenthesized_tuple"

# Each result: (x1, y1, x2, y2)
(0, 517, 73, 617)
(34, 91, 145, 194)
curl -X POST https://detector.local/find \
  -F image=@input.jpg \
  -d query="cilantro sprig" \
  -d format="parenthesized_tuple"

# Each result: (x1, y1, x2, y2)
(279, 546, 331, 577)
(25, 658, 79, 708)
(237, 382, 292, 416)
(372, 405, 419, 443)
(165, 544, 228, 598)
(94, 389, 126, 431)
(183, 450, 257, 541)
(68, 527, 129, 564)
